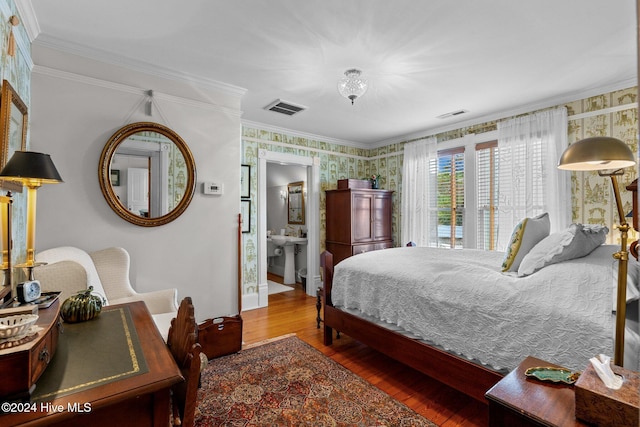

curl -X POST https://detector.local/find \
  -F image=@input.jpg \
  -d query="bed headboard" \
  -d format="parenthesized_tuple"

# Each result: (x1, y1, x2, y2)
(628, 178, 638, 259)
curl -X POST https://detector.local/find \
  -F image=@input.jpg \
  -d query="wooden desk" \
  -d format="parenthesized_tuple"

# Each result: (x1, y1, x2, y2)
(1, 301, 182, 427)
(485, 356, 588, 427)
(0, 299, 62, 400)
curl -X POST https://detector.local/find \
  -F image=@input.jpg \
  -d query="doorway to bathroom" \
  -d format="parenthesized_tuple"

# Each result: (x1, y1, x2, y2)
(256, 150, 320, 308)
(265, 162, 307, 293)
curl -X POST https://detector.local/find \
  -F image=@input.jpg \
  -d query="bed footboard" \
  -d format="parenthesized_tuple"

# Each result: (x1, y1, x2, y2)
(320, 250, 503, 403)
(320, 251, 335, 345)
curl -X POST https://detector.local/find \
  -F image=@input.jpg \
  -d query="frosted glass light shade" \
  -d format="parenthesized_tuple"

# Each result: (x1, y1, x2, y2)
(337, 69, 368, 105)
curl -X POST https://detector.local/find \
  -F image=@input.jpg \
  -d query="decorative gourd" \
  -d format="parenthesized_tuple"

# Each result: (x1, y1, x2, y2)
(61, 286, 105, 323)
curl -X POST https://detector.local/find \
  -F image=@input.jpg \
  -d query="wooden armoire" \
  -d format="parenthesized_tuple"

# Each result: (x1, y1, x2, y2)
(325, 186, 394, 265)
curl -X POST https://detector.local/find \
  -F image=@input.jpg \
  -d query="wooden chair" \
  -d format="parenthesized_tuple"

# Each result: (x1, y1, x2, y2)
(167, 297, 203, 427)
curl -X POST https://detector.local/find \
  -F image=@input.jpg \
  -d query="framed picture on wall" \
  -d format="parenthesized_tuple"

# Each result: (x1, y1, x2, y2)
(0, 80, 27, 169)
(110, 169, 120, 186)
(241, 199, 251, 233)
(241, 164, 250, 199)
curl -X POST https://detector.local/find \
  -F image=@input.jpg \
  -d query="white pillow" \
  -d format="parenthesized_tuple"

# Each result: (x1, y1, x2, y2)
(517, 223, 608, 277)
(501, 213, 550, 273)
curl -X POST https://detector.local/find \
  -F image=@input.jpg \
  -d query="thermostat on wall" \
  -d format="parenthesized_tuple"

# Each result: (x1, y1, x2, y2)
(203, 182, 224, 195)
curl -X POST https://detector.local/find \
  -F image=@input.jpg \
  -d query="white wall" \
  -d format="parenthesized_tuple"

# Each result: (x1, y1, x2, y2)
(266, 184, 288, 235)
(29, 46, 244, 321)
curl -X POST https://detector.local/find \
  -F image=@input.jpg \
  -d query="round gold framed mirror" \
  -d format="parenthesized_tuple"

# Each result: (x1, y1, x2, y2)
(99, 122, 196, 227)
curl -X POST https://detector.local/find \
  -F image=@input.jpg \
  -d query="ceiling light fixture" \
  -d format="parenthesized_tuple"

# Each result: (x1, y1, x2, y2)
(338, 69, 368, 105)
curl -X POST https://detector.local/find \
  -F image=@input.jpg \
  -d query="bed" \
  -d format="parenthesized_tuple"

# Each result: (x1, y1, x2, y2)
(320, 227, 640, 403)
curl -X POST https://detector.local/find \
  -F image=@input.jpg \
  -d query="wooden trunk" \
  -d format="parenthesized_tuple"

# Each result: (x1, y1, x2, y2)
(198, 315, 243, 359)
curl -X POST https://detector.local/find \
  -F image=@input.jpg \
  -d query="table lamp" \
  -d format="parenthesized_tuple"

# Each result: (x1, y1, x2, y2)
(0, 151, 63, 279)
(558, 136, 636, 367)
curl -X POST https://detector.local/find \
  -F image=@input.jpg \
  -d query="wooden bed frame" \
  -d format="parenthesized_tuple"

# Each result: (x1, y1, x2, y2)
(318, 179, 639, 404)
(319, 251, 504, 404)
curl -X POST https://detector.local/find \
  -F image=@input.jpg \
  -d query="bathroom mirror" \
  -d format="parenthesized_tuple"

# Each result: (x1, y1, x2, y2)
(99, 122, 196, 227)
(287, 181, 304, 225)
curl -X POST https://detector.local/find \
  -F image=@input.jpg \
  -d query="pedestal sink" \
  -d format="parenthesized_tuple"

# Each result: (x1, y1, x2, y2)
(269, 235, 307, 284)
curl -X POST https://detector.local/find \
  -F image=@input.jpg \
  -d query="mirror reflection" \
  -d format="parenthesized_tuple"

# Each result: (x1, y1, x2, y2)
(287, 181, 304, 224)
(99, 122, 196, 227)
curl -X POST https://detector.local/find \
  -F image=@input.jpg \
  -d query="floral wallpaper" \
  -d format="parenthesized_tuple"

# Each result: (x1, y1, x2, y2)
(168, 139, 188, 211)
(241, 86, 638, 296)
(241, 129, 375, 294)
(1, 0, 32, 280)
(566, 87, 638, 245)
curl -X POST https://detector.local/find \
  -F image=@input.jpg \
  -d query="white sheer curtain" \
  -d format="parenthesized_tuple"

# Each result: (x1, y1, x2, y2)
(496, 107, 571, 250)
(401, 137, 438, 247)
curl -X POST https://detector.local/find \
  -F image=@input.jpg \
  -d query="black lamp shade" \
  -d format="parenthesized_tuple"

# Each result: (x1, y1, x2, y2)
(0, 151, 63, 184)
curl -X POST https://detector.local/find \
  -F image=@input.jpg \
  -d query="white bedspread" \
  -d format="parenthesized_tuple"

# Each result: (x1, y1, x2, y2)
(332, 245, 621, 372)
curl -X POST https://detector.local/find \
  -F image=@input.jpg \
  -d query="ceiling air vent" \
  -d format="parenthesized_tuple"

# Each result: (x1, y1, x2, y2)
(436, 109, 469, 119)
(264, 99, 307, 116)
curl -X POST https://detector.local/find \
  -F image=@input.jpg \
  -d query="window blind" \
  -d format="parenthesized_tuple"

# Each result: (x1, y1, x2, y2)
(476, 141, 498, 250)
(437, 147, 464, 248)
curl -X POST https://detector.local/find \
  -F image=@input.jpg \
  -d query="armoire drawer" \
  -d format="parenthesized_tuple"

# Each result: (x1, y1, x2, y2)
(352, 244, 376, 256)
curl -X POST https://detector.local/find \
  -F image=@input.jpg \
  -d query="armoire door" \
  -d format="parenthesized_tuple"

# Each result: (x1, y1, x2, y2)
(352, 192, 373, 242)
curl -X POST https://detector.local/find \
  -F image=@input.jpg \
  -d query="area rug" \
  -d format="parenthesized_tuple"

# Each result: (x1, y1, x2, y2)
(195, 335, 436, 426)
(267, 280, 294, 295)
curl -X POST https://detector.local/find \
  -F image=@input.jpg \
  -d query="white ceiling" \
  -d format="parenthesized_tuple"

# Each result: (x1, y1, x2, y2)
(21, 0, 638, 147)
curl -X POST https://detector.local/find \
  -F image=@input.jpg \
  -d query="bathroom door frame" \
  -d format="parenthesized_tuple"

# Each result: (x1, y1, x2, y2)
(256, 149, 320, 307)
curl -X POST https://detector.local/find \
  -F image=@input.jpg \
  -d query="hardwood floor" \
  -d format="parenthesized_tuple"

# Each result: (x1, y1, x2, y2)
(243, 274, 489, 426)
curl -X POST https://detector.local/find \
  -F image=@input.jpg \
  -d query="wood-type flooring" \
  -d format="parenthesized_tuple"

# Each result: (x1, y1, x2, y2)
(240, 274, 488, 426)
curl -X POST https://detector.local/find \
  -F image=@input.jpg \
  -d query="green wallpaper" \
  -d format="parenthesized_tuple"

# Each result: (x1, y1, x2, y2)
(241, 129, 378, 293)
(566, 87, 638, 245)
(242, 87, 638, 296)
(1, 0, 32, 278)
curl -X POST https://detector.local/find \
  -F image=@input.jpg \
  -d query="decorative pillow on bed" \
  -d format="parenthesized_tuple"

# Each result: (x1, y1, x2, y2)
(501, 213, 550, 273)
(517, 223, 608, 277)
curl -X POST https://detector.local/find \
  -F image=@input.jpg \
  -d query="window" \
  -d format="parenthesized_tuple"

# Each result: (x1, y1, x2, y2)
(436, 148, 464, 248)
(476, 141, 498, 250)
(405, 134, 501, 250)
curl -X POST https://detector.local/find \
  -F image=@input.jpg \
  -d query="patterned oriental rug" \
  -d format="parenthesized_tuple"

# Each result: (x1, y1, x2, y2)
(194, 335, 436, 426)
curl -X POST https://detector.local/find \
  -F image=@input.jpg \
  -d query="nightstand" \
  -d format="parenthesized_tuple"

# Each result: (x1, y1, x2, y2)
(485, 356, 589, 427)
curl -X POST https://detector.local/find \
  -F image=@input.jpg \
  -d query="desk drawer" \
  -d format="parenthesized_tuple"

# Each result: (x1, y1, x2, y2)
(30, 332, 53, 384)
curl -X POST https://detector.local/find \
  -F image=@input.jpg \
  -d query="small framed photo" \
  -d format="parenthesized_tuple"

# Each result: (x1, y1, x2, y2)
(241, 164, 250, 199)
(111, 169, 120, 186)
(241, 199, 251, 233)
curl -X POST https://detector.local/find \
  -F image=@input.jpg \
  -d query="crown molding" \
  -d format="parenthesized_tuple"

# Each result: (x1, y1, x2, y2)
(241, 119, 367, 150)
(372, 77, 638, 148)
(32, 34, 247, 98)
(33, 64, 243, 118)
(14, 0, 39, 42)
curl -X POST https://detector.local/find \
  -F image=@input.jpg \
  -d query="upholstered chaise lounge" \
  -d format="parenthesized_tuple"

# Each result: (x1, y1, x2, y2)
(33, 246, 178, 340)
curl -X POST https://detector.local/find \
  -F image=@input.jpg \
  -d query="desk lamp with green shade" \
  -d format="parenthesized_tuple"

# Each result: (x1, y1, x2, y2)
(558, 136, 636, 367)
